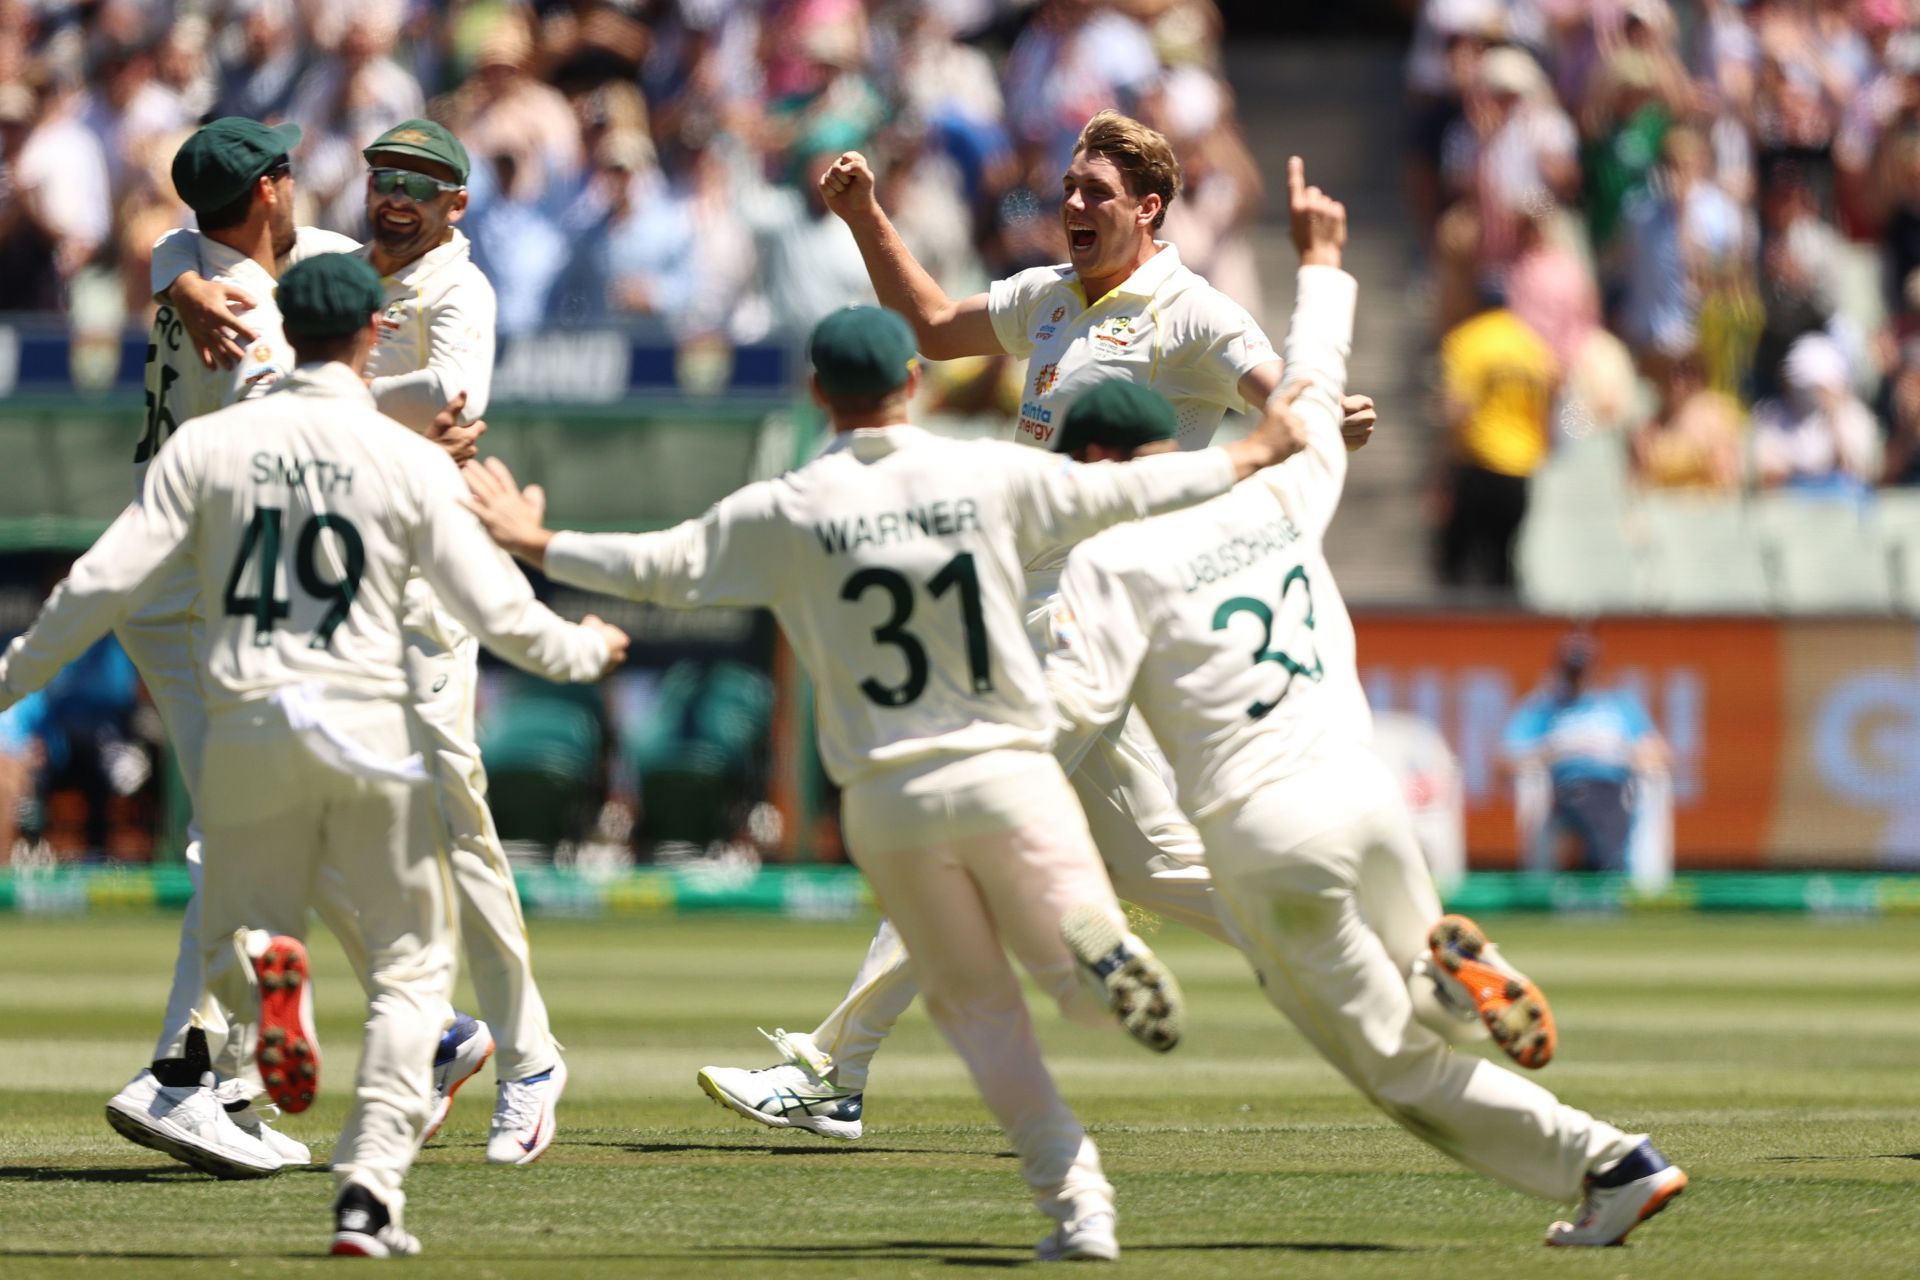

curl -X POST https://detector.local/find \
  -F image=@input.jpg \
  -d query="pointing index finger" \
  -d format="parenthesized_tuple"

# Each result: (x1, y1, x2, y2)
(1287, 155, 1305, 205)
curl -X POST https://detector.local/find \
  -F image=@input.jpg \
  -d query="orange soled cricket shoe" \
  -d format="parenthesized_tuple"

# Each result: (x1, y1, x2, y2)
(252, 934, 321, 1113)
(1427, 914, 1557, 1069)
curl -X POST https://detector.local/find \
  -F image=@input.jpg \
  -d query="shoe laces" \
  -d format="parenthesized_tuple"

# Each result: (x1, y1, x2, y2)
(759, 1026, 834, 1079)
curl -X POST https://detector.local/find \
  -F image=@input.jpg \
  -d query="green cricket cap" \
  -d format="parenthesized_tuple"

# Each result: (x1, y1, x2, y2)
(363, 119, 470, 182)
(809, 306, 919, 398)
(171, 117, 302, 214)
(1057, 381, 1178, 455)
(278, 254, 385, 340)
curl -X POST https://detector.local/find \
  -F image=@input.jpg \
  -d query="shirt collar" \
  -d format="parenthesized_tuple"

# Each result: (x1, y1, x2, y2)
(379, 228, 470, 285)
(275, 360, 377, 405)
(819, 422, 930, 460)
(1073, 241, 1183, 307)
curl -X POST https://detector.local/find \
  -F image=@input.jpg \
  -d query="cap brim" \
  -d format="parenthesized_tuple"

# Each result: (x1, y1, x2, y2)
(267, 120, 303, 154)
(361, 143, 466, 182)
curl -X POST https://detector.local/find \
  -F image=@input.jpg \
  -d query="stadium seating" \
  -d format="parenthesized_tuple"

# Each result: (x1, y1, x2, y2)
(477, 677, 606, 853)
(1751, 494, 1894, 615)
(1636, 494, 1771, 613)
(1517, 438, 1645, 613)
(1877, 491, 1920, 616)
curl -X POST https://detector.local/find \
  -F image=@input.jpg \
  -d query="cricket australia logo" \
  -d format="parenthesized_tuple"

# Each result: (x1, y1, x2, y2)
(1094, 316, 1135, 349)
(1034, 363, 1060, 396)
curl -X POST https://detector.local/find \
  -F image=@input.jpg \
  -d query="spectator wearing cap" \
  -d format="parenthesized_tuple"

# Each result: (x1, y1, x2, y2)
(1752, 332, 1881, 495)
(1454, 44, 1579, 275)
(1502, 633, 1668, 875)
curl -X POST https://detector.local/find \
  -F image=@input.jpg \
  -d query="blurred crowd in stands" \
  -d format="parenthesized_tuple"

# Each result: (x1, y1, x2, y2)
(0, 0, 1261, 862)
(1409, 0, 1920, 589)
(0, 0, 1263, 353)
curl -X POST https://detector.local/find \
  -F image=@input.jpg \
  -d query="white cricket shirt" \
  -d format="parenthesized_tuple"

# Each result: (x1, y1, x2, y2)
(135, 237, 293, 491)
(1044, 266, 1373, 822)
(988, 241, 1278, 453)
(541, 427, 1237, 788)
(0, 362, 606, 714)
(152, 224, 497, 431)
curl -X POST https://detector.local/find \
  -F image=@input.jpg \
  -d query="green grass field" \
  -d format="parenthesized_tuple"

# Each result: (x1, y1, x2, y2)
(2, 912, 1917, 1277)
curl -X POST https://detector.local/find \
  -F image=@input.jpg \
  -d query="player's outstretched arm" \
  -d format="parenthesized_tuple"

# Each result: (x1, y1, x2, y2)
(418, 458, 626, 682)
(461, 457, 780, 610)
(820, 151, 1003, 361)
(370, 280, 497, 431)
(0, 433, 199, 707)
(150, 229, 260, 370)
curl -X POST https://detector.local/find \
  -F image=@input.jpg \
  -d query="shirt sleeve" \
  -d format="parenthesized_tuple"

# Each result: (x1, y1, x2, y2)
(1043, 548, 1150, 773)
(1004, 445, 1238, 566)
(1184, 289, 1280, 409)
(1502, 696, 1547, 757)
(410, 453, 609, 683)
(1256, 265, 1357, 539)
(541, 483, 784, 609)
(287, 226, 364, 263)
(149, 226, 199, 299)
(226, 308, 293, 402)
(0, 426, 201, 709)
(370, 271, 498, 430)
(987, 267, 1053, 359)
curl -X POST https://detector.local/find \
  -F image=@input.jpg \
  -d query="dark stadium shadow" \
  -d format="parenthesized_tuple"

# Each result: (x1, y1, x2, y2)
(1762, 1153, 1920, 1163)
(609, 1140, 937, 1157)
(680, 1239, 1410, 1264)
(0, 1165, 213, 1184)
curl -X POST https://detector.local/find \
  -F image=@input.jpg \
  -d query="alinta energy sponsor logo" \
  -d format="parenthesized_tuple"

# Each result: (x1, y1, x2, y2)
(1034, 324, 1058, 342)
(1033, 363, 1060, 396)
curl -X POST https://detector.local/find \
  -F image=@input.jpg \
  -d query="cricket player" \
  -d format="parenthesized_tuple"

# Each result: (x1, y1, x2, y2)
(152, 121, 560, 1161)
(697, 130, 1385, 1136)
(0, 254, 625, 1256)
(460, 303, 1323, 1261)
(1038, 194, 1688, 1248)
(105, 119, 490, 1175)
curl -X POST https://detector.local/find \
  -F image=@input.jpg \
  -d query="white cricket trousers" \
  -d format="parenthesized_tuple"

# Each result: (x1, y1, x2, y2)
(1199, 748, 1639, 1203)
(840, 749, 1119, 1227)
(195, 698, 454, 1220)
(811, 711, 1223, 1090)
(393, 631, 557, 1079)
(137, 624, 558, 1081)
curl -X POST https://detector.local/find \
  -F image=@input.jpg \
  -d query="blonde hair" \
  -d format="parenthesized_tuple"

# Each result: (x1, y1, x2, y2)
(1073, 110, 1182, 230)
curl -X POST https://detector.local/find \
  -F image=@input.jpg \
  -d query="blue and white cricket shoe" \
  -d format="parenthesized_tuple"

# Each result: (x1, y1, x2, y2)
(487, 1058, 567, 1165)
(423, 1012, 493, 1144)
(697, 1028, 863, 1141)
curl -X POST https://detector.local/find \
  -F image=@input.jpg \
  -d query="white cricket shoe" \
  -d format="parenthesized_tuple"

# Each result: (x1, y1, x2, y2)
(486, 1058, 566, 1164)
(104, 1069, 281, 1179)
(212, 1077, 312, 1166)
(1035, 1211, 1120, 1262)
(331, 1183, 422, 1258)
(698, 1060, 864, 1140)
(423, 1012, 494, 1143)
(1060, 904, 1184, 1053)
(1546, 1141, 1688, 1247)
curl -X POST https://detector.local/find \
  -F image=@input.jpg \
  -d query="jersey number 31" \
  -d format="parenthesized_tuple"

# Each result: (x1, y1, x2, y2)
(842, 552, 992, 708)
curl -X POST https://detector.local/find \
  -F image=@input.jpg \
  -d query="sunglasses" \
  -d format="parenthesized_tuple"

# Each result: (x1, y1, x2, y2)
(263, 157, 292, 181)
(369, 167, 462, 201)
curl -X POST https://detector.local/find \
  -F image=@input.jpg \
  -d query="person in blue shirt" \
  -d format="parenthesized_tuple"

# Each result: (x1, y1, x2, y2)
(1502, 633, 1668, 872)
(0, 689, 47, 857)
